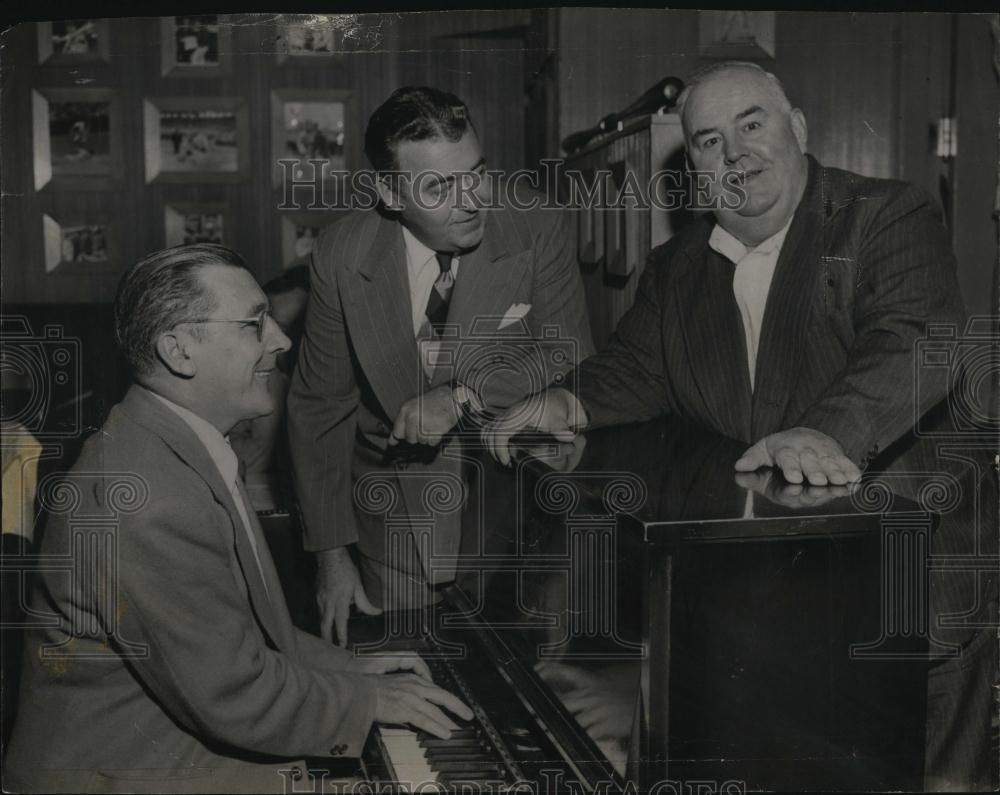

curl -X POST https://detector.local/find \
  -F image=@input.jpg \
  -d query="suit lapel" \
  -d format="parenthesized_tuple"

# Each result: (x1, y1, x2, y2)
(341, 216, 424, 420)
(120, 387, 289, 651)
(751, 157, 824, 439)
(675, 231, 753, 441)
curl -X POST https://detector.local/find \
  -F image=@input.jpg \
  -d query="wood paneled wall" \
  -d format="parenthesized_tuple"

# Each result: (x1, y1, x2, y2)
(1, 12, 538, 304)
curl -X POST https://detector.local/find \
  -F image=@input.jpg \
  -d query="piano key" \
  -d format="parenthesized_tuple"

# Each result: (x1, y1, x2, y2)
(379, 728, 439, 790)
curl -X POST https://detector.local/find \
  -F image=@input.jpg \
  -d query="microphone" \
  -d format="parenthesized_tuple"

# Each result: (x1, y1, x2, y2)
(561, 76, 685, 154)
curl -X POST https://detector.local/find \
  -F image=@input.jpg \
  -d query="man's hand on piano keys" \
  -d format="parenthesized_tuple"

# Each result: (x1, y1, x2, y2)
(374, 674, 475, 740)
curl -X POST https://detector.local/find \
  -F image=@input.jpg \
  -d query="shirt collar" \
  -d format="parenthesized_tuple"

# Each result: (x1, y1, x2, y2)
(143, 387, 239, 487)
(401, 224, 439, 274)
(708, 216, 793, 265)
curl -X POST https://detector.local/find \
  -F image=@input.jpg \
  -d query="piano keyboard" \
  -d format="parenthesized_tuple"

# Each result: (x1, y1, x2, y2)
(374, 657, 524, 790)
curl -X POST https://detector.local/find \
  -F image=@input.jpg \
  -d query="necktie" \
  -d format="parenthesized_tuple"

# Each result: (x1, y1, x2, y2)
(423, 252, 455, 335)
(229, 474, 270, 602)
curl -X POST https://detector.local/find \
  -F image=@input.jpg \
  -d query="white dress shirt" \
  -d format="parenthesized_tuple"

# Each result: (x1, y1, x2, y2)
(401, 224, 461, 338)
(708, 219, 792, 390)
(145, 388, 269, 598)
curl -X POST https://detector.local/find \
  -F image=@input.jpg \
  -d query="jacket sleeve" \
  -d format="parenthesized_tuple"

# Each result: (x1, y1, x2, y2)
(568, 250, 678, 428)
(287, 231, 361, 551)
(110, 493, 377, 759)
(797, 185, 967, 465)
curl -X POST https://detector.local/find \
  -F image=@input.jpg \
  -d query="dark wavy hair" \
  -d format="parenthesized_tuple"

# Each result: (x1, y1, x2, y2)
(364, 86, 475, 173)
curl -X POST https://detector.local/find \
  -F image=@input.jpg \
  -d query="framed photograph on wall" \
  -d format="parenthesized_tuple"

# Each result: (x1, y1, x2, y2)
(37, 19, 111, 64)
(164, 202, 231, 247)
(42, 213, 117, 275)
(279, 211, 336, 268)
(271, 89, 354, 189)
(275, 17, 348, 65)
(160, 15, 232, 77)
(144, 97, 248, 183)
(32, 88, 123, 191)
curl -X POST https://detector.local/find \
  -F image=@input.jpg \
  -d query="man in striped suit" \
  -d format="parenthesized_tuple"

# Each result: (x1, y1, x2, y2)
(288, 87, 593, 645)
(485, 62, 995, 791)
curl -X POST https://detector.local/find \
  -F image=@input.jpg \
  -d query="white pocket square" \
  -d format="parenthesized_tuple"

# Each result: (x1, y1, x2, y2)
(498, 303, 531, 330)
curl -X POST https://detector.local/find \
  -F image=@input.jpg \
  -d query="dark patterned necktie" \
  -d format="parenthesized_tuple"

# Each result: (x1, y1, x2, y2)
(424, 252, 455, 335)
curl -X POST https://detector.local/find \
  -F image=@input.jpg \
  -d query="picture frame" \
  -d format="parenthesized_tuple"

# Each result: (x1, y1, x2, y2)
(32, 87, 124, 191)
(698, 11, 776, 59)
(270, 89, 355, 190)
(279, 211, 337, 268)
(37, 19, 111, 65)
(164, 202, 232, 248)
(160, 15, 232, 77)
(42, 212, 117, 275)
(275, 16, 348, 65)
(144, 97, 248, 184)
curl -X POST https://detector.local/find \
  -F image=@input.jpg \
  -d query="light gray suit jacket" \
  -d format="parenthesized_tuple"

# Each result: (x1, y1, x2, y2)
(4, 386, 377, 793)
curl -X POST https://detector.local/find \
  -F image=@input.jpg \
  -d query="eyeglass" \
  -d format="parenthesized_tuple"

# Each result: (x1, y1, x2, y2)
(182, 308, 272, 343)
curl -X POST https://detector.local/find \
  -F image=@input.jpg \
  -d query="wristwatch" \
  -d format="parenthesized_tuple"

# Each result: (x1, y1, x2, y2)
(451, 380, 486, 419)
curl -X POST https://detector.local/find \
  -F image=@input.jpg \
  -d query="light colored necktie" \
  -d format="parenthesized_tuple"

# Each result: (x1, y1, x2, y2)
(230, 475, 270, 601)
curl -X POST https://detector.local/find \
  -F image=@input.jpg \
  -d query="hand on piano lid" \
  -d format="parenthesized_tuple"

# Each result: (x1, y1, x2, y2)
(535, 661, 635, 743)
(344, 651, 432, 681)
(734, 426, 862, 487)
(482, 388, 588, 467)
(735, 468, 855, 510)
(374, 673, 474, 740)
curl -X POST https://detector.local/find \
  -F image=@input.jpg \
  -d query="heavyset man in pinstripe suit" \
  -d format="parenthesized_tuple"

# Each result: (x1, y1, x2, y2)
(486, 62, 996, 791)
(288, 88, 593, 644)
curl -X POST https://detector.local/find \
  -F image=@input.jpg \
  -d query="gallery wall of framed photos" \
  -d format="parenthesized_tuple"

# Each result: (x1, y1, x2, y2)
(2, 12, 539, 303)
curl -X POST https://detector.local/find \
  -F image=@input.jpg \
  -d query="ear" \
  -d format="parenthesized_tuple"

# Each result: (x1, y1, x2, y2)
(376, 175, 403, 212)
(154, 330, 197, 378)
(790, 108, 808, 153)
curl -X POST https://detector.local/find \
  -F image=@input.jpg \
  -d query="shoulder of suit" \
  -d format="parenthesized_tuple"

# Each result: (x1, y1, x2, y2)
(488, 181, 561, 249)
(313, 210, 396, 268)
(645, 213, 713, 277)
(817, 163, 932, 219)
(68, 404, 206, 509)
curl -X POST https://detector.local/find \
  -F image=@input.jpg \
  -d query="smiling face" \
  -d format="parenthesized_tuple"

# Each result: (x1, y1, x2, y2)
(386, 128, 490, 254)
(188, 265, 291, 432)
(683, 67, 809, 246)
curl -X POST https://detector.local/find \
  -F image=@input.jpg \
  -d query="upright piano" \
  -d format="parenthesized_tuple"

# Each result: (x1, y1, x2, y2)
(310, 416, 998, 793)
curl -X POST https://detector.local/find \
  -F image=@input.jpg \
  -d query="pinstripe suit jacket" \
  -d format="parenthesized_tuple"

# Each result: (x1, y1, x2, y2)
(288, 191, 593, 569)
(572, 156, 967, 467)
(4, 386, 378, 793)
(570, 157, 994, 656)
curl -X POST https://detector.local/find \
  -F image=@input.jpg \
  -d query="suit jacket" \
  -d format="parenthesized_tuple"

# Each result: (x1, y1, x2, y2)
(4, 386, 377, 794)
(571, 155, 967, 467)
(288, 190, 594, 575)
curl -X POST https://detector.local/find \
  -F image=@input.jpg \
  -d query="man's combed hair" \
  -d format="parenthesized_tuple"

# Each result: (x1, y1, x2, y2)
(676, 61, 793, 122)
(114, 243, 247, 376)
(364, 86, 474, 173)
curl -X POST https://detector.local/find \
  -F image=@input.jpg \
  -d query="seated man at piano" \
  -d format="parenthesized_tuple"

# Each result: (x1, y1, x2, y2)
(3, 244, 472, 794)
(485, 61, 995, 790)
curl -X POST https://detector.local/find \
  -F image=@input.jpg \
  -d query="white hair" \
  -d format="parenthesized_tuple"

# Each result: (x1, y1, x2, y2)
(677, 61, 793, 135)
